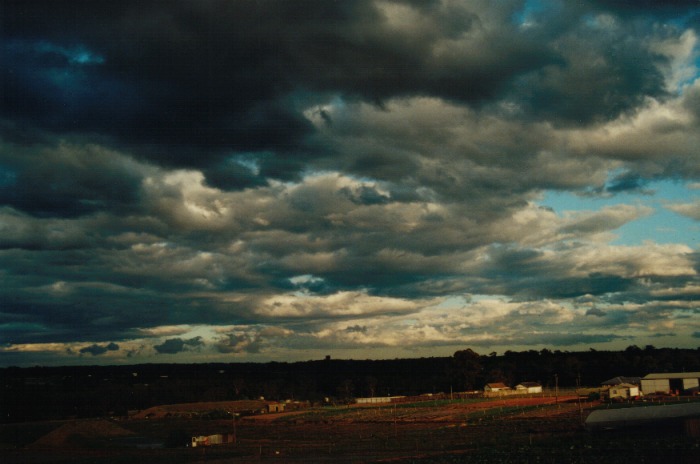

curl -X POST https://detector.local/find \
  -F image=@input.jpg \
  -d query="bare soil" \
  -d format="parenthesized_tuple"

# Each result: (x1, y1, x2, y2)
(2, 396, 699, 463)
(131, 400, 268, 419)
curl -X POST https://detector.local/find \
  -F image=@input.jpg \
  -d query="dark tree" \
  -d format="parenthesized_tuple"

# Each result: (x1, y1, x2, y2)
(452, 348, 483, 390)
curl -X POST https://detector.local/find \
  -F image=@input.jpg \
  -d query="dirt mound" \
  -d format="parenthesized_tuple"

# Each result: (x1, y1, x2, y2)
(132, 399, 267, 419)
(32, 419, 134, 447)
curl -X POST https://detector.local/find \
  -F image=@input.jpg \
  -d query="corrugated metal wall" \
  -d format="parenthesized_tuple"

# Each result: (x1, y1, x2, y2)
(641, 378, 669, 394)
(683, 378, 699, 390)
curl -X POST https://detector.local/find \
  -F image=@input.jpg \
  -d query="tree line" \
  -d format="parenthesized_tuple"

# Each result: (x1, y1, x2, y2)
(2, 345, 699, 422)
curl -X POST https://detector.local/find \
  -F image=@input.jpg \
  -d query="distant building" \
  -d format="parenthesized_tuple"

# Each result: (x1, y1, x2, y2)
(191, 434, 235, 447)
(515, 382, 542, 394)
(266, 402, 285, 413)
(601, 376, 641, 387)
(484, 382, 510, 392)
(603, 383, 640, 401)
(641, 372, 700, 395)
(356, 396, 394, 404)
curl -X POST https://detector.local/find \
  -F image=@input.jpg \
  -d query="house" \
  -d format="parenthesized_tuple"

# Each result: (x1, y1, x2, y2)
(266, 402, 285, 413)
(601, 376, 641, 387)
(484, 382, 510, 392)
(641, 372, 700, 395)
(604, 382, 640, 401)
(515, 382, 542, 394)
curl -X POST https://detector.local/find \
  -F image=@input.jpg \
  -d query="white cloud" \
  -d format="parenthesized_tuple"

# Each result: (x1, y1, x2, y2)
(666, 199, 700, 220)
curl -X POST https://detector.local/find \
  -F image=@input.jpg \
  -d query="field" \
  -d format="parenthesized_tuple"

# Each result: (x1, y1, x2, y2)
(2, 395, 700, 463)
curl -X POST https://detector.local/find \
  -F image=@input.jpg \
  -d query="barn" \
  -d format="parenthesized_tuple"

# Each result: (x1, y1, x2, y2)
(641, 372, 700, 395)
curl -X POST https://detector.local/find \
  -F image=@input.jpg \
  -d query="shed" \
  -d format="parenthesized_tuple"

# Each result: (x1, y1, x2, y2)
(515, 382, 542, 394)
(641, 372, 700, 395)
(604, 382, 639, 400)
(266, 402, 285, 413)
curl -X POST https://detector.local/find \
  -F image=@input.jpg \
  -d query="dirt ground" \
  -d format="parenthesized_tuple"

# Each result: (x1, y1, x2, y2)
(2, 396, 699, 463)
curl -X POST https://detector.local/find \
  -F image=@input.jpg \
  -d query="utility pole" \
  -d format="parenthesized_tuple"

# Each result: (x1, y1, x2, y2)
(576, 373, 583, 424)
(554, 374, 559, 405)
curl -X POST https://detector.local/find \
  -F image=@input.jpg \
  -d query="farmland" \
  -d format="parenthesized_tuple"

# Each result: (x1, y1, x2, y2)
(3, 394, 700, 463)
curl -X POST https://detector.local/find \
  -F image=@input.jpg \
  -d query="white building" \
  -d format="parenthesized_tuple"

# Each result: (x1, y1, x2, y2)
(604, 382, 640, 400)
(515, 382, 542, 394)
(641, 372, 700, 395)
(484, 382, 510, 392)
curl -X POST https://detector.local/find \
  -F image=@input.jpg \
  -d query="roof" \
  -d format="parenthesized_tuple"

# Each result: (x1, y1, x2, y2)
(610, 383, 639, 389)
(642, 372, 700, 380)
(486, 382, 509, 389)
(516, 382, 541, 387)
(601, 376, 641, 386)
(585, 402, 700, 430)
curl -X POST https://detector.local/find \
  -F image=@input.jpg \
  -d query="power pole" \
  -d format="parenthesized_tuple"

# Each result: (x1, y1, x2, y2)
(576, 373, 583, 424)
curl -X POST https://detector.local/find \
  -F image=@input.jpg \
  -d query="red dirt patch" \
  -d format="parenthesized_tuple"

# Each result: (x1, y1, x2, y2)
(32, 419, 134, 447)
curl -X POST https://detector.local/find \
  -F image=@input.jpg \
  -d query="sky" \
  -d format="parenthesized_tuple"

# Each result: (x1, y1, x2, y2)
(2, 0, 700, 367)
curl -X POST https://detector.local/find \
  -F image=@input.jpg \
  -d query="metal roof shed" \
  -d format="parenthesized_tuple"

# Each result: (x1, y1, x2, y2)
(641, 372, 700, 395)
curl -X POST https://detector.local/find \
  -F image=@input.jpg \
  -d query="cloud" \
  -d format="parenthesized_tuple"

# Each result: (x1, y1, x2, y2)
(666, 200, 700, 220)
(2, 1, 700, 365)
(1, 1, 681, 173)
(214, 326, 293, 354)
(558, 204, 653, 236)
(586, 307, 606, 317)
(0, 139, 149, 218)
(154, 337, 204, 355)
(79, 342, 119, 356)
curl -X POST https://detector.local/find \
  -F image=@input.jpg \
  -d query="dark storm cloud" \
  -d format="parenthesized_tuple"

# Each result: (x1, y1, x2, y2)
(345, 325, 368, 333)
(2, 1, 700, 365)
(202, 158, 268, 191)
(154, 337, 203, 354)
(605, 172, 651, 194)
(339, 185, 390, 205)
(3, 0, 678, 179)
(511, 332, 624, 346)
(586, 307, 606, 317)
(216, 333, 263, 354)
(591, 0, 700, 15)
(472, 244, 638, 299)
(507, 7, 670, 125)
(79, 342, 119, 356)
(0, 255, 247, 345)
(2, 0, 318, 170)
(0, 139, 146, 218)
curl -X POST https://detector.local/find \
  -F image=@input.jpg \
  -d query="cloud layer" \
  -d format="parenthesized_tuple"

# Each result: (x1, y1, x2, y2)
(2, 0, 700, 365)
